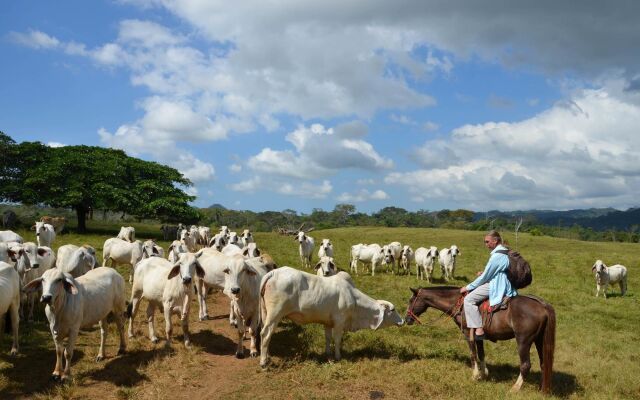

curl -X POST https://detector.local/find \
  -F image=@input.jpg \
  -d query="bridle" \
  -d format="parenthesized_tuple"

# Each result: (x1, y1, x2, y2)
(406, 288, 466, 326)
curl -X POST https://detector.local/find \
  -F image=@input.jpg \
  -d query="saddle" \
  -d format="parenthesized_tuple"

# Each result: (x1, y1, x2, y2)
(479, 296, 511, 328)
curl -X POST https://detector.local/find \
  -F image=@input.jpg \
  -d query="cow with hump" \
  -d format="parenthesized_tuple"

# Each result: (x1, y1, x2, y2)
(259, 267, 404, 368)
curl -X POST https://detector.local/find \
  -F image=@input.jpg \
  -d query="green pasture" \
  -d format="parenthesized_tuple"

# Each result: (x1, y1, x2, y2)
(0, 225, 638, 399)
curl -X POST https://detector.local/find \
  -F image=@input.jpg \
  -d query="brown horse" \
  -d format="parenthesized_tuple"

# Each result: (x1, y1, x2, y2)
(405, 286, 555, 393)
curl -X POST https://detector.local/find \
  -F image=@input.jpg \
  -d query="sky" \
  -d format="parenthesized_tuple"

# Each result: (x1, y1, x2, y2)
(2, 1, 640, 214)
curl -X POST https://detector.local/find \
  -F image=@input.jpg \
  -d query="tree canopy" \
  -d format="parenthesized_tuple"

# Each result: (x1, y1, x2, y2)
(0, 133, 198, 232)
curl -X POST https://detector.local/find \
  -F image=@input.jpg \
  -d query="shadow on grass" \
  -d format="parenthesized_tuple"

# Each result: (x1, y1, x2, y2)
(189, 330, 237, 356)
(485, 362, 581, 398)
(81, 348, 169, 387)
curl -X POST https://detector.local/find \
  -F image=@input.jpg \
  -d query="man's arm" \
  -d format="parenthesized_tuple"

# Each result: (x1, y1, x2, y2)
(466, 254, 500, 291)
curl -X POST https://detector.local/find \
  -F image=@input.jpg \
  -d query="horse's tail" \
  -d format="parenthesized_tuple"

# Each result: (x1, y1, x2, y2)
(541, 303, 556, 394)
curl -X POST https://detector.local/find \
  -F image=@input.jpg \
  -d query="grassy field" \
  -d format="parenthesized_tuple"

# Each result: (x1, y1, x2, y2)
(0, 225, 638, 399)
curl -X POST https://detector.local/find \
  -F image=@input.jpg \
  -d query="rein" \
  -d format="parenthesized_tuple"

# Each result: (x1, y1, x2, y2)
(407, 289, 466, 326)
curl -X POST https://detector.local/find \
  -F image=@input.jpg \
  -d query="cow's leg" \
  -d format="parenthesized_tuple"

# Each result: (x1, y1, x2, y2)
(147, 303, 159, 344)
(259, 312, 283, 368)
(197, 280, 209, 321)
(9, 300, 19, 356)
(511, 338, 532, 392)
(114, 309, 126, 355)
(128, 292, 142, 338)
(52, 338, 64, 381)
(181, 297, 191, 348)
(249, 319, 260, 357)
(164, 301, 174, 347)
(61, 331, 78, 381)
(324, 326, 332, 356)
(332, 325, 344, 361)
(235, 316, 245, 359)
(96, 318, 108, 361)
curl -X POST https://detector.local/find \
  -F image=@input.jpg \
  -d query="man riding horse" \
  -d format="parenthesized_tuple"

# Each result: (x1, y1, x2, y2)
(460, 230, 517, 341)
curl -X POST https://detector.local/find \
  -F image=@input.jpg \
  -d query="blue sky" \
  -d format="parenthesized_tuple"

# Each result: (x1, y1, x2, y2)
(2, 1, 640, 213)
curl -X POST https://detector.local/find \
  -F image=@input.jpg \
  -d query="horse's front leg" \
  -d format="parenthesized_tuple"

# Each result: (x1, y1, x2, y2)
(475, 339, 488, 379)
(511, 337, 532, 392)
(464, 329, 481, 380)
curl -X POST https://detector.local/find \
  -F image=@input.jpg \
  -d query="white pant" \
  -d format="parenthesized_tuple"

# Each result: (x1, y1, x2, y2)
(464, 283, 490, 329)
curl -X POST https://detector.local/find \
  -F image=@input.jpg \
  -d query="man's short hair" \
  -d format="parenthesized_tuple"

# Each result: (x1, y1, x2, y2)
(486, 230, 502, 243)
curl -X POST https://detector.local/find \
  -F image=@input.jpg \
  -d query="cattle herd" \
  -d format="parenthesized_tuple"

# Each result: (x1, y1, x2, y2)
(0, 219, 631, 384)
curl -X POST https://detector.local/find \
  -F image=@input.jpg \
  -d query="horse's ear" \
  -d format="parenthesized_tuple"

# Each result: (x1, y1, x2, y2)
(410, 287, 418, 295)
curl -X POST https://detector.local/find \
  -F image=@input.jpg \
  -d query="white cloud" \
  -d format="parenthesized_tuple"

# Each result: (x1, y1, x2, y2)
(390, 114, 416, 125)
(9, 30, 60, 49)
(387, 82, 640, 210)
(47, 141, 66, 148)
(336, 189, 389, 202)
(230, 176, 332, 199)
(422, 121, 439, 132)
(229, 164, 242, 173)
(356, 178, 376, 185)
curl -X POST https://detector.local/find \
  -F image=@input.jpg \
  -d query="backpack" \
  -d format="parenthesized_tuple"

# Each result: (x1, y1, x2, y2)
(495, 249, 532, 289)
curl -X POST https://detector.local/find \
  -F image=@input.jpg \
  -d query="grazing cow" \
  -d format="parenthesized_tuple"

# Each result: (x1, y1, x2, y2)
(57, 245, 97, 278)
(16, 242, 55, 320)
(160, 225, 178, 241)
(318, 239, 334, 259)
(0, 261, 20, 356)
(24, 267, 127, 381)
(223, 256, 271, 358)
(128, 252, 205, 347)
(1, 210, 17, 229)
(400, 245, 414, 275)
(439, 245, 460, 281)
(40, 216, 66, 234)
(167, 240, 189, 263)
(592, 260, 628, 298)
(208, 233, 227, 251)
(198, 226, 211, 247)
(0, 230, 23, 244)
(315, 256, 337, 277)
(415, 246, 439, 282)
(259, 267, 404, 367)
(180, 229, 197, 252)
(296, 231, 315, 269)
(116, 226, 136, 243)
(241, 229, 254, 248)
(350, 243, 384, 276)
(34, 222, 56, 248)
(102, 238, 145, 282)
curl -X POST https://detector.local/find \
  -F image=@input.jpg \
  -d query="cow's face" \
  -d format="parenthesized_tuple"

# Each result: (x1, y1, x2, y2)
(297, 231, 306, 243)
(315, 257, 336, 277)
(180, 229, 190, 241)
(376, 300, 404, 329)
(25, 269, 77, 309)
(450, 245, 460, 257)
(223, 257, 257, 298)
(168, 251, 205, 286)
(35, 221, 47, 236)
(382, 245, 394, 263)
(429, 247, 439, 260)
(242, 230, 252, 239)
(9, 244, 30, 275)
(592, 260, 607, 275)
(23, 242, 50, 270)
(401, 246, 412, 259)
(242, 243, 260, 258)
(321, 239, 332, 251)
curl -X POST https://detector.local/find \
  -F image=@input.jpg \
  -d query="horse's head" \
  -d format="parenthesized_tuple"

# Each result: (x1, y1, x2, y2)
(405, 287, 429, 325)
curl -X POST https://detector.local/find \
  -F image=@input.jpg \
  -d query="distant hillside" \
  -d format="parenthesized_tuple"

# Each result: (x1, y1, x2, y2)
(206, 203, 227, 210)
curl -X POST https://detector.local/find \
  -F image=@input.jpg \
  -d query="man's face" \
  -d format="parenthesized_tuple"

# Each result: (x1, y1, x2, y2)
(484, 235, 498, 250)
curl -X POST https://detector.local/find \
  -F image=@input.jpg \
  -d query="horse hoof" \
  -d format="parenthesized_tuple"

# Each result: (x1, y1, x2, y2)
(51, 374, 61, 382)
(9, 349, 17, 357)
(96, 355, 104, 362)
(235, 351, 245, 359)
(250, 351, 258, 358)
(151, 338, 159, 344)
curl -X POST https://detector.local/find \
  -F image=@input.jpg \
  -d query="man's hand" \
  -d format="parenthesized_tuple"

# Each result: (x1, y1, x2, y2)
(460, 286, 468, 294)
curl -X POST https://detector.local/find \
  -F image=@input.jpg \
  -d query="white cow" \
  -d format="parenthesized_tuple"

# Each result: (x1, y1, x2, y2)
(240, 229, 254, 248)
(400, 245, 414, 275)
(224, 256, 271, 358)
(167, 240, 189, 263)
(242, 242, 261, 258)
(116, 226, 136, 243)
(318, 239, 334, 259)
(259, 267, 404, 367)
(222, 243, 243, 257)
(189, 226, 202, 248)
(296, 231, 315, 269)
(0, 230, 23, 244)
(349, 243, 366, 274)
(219, 225, 230, 239)
(102, 238, 145, 282)
(228, 231, 240, 247)
(439, 245, 460, 281)
(24, 267, 127, 381)
(17, 242, 55, 320)
(34, 221, 56, 248)
(198, 226, 211, 247)
(415, 246, 439, 282)
(208, 233, 227, 251)
(142, 240, 164, 258)
(180, 229, 197, 252)
(57, 244, 97, 278)
(128, 252, 205, 347)
(592, 260, 628, 298)
(315, 256, 337, 277)
(0, 261, 20, 356)
(381, 242, 402, 274)
(350, 243, 383, 276)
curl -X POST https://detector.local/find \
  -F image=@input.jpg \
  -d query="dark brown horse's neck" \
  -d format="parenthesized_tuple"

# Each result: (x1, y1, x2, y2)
(420, 287, 464, 325)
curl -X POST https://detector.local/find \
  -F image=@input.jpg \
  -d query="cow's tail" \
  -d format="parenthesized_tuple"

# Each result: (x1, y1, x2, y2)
(258, 270, 275, 332)
(541, 302, 556, 394)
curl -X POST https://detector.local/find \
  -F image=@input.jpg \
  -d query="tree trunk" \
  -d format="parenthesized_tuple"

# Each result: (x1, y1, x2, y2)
(76, 205, 87, 233)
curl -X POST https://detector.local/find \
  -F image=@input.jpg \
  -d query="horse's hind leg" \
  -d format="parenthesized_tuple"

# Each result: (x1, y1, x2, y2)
(511, 339, 532, 392)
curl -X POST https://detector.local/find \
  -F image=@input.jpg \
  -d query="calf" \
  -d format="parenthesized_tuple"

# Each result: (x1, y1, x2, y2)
(57, 244, 97, 278)
(116, 226, 136, 243)
(296, 231, 315, 269)
(592, 260, 628, 298)
(34, 221, 56, 248)
(0, 261, 20, 356)
(128, 252, 205, 347)
(16, 242, 55, 320)
(259, 267, 403, 367)
(400, 245, 414, 275)
(415, 246, 439, 282)
(439, 245, 460, 281)
(24, 267, 127, 381)
(318, 239, 334, 259)
(315, 256, 337, 277)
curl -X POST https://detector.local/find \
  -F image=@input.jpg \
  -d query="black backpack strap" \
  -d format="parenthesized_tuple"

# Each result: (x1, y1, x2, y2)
(495, 249, 509, 255)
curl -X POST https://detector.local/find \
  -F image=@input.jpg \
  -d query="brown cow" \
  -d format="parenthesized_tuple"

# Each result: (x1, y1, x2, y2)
(40, 216, 67, 234)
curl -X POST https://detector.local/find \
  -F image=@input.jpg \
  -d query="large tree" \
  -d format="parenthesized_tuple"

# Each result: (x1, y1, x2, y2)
(0, 135, 198, 232)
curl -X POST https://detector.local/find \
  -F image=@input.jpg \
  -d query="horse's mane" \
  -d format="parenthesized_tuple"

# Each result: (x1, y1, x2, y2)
(419, 286, 460, 291)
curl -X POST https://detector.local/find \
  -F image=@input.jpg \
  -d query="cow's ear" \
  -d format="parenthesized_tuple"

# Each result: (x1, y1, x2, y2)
(23, 277, 43, 293)
(592, 264, 597, 272)
(168, 264, 181, 280)
(195, 249, 204, 258)
(7, 249, 18, 262)
(242, 248, 249, 256)
(244, 263, 258, 276)
(63, 278, 78, 295)
(255, 249, 261, 256)
(314, 262, 322, 270)
(37, 247, 49, 257)
(195, 262, 205, 278)
(329, 261, 335, 270)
